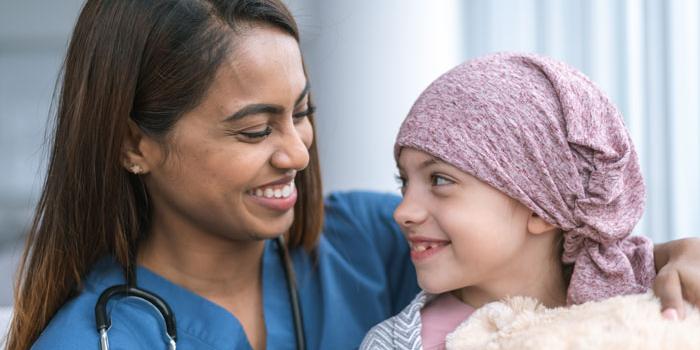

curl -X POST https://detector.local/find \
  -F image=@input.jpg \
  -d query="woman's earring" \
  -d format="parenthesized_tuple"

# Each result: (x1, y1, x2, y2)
(129, 164, 144, 174)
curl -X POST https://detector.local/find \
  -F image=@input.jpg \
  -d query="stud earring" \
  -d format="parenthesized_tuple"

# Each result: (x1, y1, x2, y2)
(129, 164, 144, 174)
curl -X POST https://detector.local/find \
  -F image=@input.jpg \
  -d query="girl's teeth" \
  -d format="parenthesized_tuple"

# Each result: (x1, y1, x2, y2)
(255, 188, 263, 197)
(264, 188, 274, 198)
(274, 189, 282, 198)
(411, 242, 447, 252)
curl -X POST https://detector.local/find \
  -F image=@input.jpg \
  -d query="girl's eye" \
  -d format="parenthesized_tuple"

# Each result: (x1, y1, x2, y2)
(394, 174, 407, 192)
(293, 105, 316, 120)
(238, 126, 272, 139)
(431, 174, 453, 186)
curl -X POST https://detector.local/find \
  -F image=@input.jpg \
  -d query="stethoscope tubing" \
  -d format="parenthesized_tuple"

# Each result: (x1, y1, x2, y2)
(94, 236, 304, 350)
(277, 235, 306, 350)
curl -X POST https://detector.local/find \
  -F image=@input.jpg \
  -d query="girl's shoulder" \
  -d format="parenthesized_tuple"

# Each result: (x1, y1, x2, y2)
(359, 291, 430, 350)
(446, 293, 700, 350)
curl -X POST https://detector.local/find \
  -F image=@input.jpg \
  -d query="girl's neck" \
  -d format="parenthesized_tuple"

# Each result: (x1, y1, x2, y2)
(454, 240, 568, 309)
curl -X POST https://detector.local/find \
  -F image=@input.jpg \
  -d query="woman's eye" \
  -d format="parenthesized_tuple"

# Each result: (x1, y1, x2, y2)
(431, 174, 453, 186)
(293, 105, 316, 120)
(239, 126, 272, 139)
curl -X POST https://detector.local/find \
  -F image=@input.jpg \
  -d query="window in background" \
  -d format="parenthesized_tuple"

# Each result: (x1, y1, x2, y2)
(460, 0, 700, 242)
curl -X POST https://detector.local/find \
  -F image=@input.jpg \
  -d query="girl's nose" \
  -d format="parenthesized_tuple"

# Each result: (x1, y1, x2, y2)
(393, 193, 428, 228)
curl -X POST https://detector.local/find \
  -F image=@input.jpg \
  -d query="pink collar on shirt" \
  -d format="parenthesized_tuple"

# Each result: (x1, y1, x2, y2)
(421, 293, 475, 350)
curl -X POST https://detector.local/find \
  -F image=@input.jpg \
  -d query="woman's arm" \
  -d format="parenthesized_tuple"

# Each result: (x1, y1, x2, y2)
(653, 237, 700, 319)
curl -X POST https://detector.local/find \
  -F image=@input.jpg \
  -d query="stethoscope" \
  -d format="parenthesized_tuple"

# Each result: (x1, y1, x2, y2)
(95, 236, 305, 350)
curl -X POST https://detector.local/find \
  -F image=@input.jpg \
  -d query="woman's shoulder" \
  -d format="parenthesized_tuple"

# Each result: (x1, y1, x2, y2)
(446, 293, 700, 350)
(322, 190, 402, 247)
(32, 259, 157, 350)
(32, 286, 146, 350)
(319, 190, 410, 280)
(31, 290, 99, 349)
(324, 190, 400, 225)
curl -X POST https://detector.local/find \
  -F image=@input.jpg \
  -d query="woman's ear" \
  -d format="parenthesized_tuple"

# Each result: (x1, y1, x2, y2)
(121, 120, 157, 175)
(527, 212, 557, 235)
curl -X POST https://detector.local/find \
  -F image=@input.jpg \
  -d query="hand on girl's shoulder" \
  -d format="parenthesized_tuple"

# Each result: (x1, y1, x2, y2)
(446, 292, 700, 350)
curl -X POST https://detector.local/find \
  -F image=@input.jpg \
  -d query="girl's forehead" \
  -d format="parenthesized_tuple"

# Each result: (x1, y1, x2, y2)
(398, 148, 448, 170)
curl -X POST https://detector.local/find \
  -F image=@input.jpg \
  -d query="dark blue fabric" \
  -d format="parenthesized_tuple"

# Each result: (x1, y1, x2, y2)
(32, 191, 418, 349)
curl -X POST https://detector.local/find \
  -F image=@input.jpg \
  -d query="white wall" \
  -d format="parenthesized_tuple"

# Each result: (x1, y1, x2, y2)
(288, 0, 465, 193)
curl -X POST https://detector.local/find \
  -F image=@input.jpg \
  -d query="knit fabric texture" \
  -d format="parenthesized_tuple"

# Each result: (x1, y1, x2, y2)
(395, 52, 655, 305)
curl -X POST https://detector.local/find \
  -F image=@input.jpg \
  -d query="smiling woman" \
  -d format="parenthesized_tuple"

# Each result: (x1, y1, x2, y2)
(6, 1, 418, 349)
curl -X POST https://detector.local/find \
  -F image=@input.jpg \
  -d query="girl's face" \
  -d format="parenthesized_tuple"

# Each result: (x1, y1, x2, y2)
(138, 25, 313, 242)
(395, 148, 534, 295)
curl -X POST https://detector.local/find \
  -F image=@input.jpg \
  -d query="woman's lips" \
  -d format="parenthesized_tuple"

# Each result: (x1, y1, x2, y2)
(247, 180, 297, 211)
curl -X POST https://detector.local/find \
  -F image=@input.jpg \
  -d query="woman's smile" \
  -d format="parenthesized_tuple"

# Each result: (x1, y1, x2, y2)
(247, 177, 297, 211)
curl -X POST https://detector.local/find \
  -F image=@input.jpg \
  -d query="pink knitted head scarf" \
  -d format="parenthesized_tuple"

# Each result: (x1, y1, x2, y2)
(395, 53, 655, 305)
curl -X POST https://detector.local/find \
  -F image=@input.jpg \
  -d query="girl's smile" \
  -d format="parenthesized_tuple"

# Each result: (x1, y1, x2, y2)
(407, 236, 451, 261)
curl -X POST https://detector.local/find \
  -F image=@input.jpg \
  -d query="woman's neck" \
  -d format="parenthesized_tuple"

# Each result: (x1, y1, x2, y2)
(138, 213, 269, 350)
(137, 219, 266, 302)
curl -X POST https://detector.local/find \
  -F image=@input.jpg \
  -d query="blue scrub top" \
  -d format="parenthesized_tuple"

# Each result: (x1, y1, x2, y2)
(32, 191, 419, 349)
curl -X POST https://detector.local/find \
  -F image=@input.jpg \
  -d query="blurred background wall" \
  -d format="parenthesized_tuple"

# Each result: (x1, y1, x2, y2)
(0, 0, 698, 317)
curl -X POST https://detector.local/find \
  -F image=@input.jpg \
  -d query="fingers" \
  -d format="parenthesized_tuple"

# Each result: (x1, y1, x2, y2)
(680, 268, 700, 309)
(653, 267, 685, 320)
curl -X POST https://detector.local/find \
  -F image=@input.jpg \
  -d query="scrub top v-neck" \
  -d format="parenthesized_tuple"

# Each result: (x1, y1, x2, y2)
(33, 191, 419, 349)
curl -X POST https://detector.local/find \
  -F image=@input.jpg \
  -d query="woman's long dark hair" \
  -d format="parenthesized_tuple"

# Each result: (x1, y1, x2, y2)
(7, 1, 323, 348)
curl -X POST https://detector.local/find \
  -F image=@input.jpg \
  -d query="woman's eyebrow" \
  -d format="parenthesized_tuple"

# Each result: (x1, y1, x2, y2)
(294, 82, 310, 106)
(224, 104, 282, 121)
(223, 82, 310, 122)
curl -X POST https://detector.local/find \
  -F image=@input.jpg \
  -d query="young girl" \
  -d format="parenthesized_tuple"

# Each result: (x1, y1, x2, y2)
(361, 53, 700, 349)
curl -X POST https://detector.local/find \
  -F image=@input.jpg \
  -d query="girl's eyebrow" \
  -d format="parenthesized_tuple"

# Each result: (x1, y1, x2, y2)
(418, 158, 438, 170)
(396, 156, 440, 172)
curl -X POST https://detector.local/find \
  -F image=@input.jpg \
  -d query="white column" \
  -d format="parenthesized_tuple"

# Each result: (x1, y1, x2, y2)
(292, 0, 465, 193)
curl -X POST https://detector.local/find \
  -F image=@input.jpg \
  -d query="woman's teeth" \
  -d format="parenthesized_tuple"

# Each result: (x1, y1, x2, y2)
(251, 181, 295, 199)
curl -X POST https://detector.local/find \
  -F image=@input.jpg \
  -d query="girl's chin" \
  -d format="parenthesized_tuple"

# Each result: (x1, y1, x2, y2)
(417, 279, 453, 294)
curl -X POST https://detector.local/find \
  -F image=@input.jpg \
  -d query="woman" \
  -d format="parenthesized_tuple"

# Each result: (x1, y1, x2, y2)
(6, 1, 700, 349)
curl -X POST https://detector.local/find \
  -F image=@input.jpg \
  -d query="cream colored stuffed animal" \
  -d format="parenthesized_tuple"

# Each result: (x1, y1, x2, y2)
(446, 293, 700, 350)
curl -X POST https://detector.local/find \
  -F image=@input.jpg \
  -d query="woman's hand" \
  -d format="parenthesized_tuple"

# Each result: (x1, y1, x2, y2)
(653, 237, 700, 320)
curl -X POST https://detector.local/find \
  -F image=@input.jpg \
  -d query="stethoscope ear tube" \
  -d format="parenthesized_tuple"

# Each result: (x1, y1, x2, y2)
(276, 235, 306, 350)
(95, 284, 178, 349)
(95, 237, 303, 350)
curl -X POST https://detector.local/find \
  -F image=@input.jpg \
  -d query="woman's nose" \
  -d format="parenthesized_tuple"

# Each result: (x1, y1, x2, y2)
(271, 124, 310, 171)
(393, 192, 428, 228)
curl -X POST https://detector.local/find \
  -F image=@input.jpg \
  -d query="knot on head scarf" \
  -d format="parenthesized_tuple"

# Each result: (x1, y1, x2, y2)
(395, 52, 655, 305)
